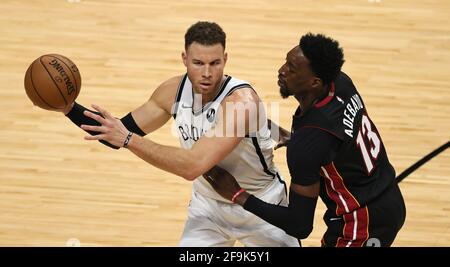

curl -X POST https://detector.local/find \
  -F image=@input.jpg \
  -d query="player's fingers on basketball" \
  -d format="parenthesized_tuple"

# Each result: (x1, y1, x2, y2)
(83, 110, 107, 124)
(81, 124, 104, 133)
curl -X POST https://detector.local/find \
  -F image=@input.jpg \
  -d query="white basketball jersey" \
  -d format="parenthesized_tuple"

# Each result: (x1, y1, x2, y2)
(173, 74, 285, 202)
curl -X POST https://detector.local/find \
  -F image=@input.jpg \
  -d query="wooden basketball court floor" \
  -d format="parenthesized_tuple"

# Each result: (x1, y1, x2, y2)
(0, 0, 448, 246)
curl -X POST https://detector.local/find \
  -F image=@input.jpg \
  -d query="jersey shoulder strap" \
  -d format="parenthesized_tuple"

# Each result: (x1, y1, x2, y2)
(172, 74, 189, 119)
(224, 76, 253, 97)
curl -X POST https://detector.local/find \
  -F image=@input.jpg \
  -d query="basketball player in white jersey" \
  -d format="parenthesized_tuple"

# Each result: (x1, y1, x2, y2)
(62, 21, 298, 247)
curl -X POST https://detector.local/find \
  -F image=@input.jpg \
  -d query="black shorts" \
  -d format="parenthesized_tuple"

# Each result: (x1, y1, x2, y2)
(322, 182, 406, 247)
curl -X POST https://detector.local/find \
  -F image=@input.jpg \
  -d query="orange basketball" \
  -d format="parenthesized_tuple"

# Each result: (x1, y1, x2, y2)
(24, 54, 81, 111)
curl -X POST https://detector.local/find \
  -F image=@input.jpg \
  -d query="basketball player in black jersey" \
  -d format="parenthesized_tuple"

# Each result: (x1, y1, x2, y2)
(205, 33, 406, 247)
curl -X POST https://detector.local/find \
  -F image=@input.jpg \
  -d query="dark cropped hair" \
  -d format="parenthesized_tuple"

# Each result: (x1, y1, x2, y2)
(184, 21, 226, 50)
(299, 33, 345, 85)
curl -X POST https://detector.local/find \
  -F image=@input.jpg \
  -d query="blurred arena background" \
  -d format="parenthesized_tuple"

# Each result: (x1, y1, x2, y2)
(0, 0, 448, 246)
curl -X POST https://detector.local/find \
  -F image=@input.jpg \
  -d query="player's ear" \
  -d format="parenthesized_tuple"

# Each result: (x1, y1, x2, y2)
(223, 52, 228, 65)
(311, 77, 322, 89)
(182, 51, 187, 67)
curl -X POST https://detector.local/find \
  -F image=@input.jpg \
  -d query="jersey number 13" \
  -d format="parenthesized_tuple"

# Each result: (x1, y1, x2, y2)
(356, 114, 381, 174)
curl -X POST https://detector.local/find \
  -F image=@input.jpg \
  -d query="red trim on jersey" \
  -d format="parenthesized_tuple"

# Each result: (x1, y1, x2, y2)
(315, 82, 335, 108)
(321, 162, 369, 247)
(322, 168, 345, 215)
(322, 163, 360, 215)
(336, 207, 369, 247)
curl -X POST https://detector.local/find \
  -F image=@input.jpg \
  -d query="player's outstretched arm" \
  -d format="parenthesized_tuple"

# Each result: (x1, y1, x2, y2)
(62, 76, 180, 149)
(80, 87, 258, 181)
(123, 88, 259, 180)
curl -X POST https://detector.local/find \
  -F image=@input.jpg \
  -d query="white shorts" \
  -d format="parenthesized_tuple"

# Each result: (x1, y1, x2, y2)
(179, 178, 299, 247)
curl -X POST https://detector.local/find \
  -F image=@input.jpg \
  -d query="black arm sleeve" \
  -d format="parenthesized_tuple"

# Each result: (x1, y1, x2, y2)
(241, 128, 340, 239)
(243, 191, 318, 239)
(65, 102, 146, 149)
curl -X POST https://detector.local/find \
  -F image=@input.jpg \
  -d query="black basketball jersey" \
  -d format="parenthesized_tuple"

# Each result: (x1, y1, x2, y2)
(289, 72, 396, 216)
